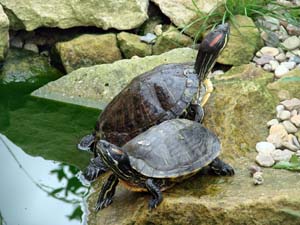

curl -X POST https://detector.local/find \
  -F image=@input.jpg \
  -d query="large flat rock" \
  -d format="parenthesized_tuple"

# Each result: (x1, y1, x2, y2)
(32, 48, 197, 109)
(86, 64, 300, 225)
(0, 0, 148, 30)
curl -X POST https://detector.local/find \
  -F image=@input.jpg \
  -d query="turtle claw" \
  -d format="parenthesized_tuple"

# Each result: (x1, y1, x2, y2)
(95, 198, 113, 211)
(222, 164, 235, 176)
(209, 157, 235, 176)
(148, 199, 159, 210)
(83, 157, 108, 181)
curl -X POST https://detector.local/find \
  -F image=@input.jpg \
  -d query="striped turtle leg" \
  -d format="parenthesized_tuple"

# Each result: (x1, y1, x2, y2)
(84, 156, 108, 181)
(200, 78, 213, 107)
(95, 174, 119, 211)
(209, 157, 235, 176)
(145, 179, 163, 210)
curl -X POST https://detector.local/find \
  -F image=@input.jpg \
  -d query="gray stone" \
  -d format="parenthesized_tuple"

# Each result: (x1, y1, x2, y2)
(256, 141, 275, 154)
(292, 49, 300, 57)
(277, 25, 289, 41)
(0, 0, 148, 30)
(55, 34, 122, 73)
(260, 30, 280, 47)
(275, 53, 286, 62)
(10, 36, 23, 48)
(281, 61, 296, 70)
(32, 48, 197, 109)
(255, 153, 275, 167)
(253, 55, 274, 65)
(274, 65, 289, 78)
(289, 56, 300, 64)
(291, 115, 300, 127)
(277, 110, 291, 120)
(259, 47, 279, 56)
(253, 171, 264, 185)
(0, 5, 9, 61)
(267, 119, 279, 127)
(291, 109, 298, 117)
(23, 43, 39, 53)
(276, 104, 284, 113)
(286, 51, 296, 58)
(271, 149, 294, 162)
(269, 60, 279, 71)
(282, 36, 300, 50)
(281, 98, 300, 111)
(282, 120, 298, 133)
(286, 24, 300, 36)
(140, 33, 157, 44)
(263, 63, 272, 72)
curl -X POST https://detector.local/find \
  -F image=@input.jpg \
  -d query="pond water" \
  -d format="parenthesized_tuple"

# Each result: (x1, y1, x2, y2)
(0, 82, 100, 225)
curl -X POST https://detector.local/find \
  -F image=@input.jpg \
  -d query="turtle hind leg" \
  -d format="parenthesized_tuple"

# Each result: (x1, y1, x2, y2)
(209, 157, 235, 176)
(77, 134, 95, 152)
(95, 174, 119, 211)
(84, 156, 108, 181)
(145, 179, 163, 210)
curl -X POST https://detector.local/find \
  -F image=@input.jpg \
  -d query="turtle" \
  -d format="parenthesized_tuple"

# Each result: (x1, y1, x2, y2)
(79, 23, 230, 181)
(94, 119, 234, 211)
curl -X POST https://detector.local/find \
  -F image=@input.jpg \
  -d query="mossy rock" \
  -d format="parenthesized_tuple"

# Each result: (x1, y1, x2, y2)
(0, 48, 62, 84)
(217, 15, 263, 66)
(153, 26, 193, 55)
(117, 32, 152, 59)
(0, 5, 9, 61)
(54, 34, 122, 73)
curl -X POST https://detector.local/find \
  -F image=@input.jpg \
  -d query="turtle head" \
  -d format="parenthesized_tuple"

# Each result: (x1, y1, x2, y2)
(194, 23, 230, 81)
(96, 140, 130, 172)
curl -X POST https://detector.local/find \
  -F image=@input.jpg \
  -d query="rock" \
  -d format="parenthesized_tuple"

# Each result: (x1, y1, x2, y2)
(277, 90, 291, 101)
(281, 61, 296, 70)
(291, 109, 298, 116)
(0, 0, 148, 31)
(289, 55, 300, 64)
(277, 110, 291, 120)
(0, 49, 61, 84)
(286, 24, 300, 36)
(151, 0, 222, 36)
(281, 98, 300, 111)
(154, 24, 163, 36)
(276, 104, 284, 113)
(152, 25, 192, 55)
(256, 153, 275, 167)
(218, 15, 262, 66)
(262, 16, 280, 31)
(211, 70, 224, 77)
(253, 55, 274, 65)
(10, 36, 23, 48)
(271, 149, 294, 162)
(292, 49, 300, 57)
(282, 120, 298, 133)
(291, 115, 300, 127)
(248, 165, 262, 176)
(281, 36, 300, 50)
(263, 63, 272, 72)
(282, 140, 299, 152)
(54, 34, 122, 73)
(23, 43, 39, 53)
(275, 53, 286, 62)
(267, 124, 289, 148)
(117, 32, 152, 59)
(268, 68, 300, 99)
(269, 60, 279, 71)
(296, 131, 300, 142)
(0, 5, 9, 61)
(252, 171, 264, 185)
(274, 65, 289, 78)
(259, 47, 279, 56)
(140, 33, 157, 44)
(255, 141, 275, 154)
(260, 30, 280, 47)
(32, 48, 197, 109)
(277, 25, 289, 41)
(267, 119, 279, 127)
(139, 16, 162, 35)
(286, 51, 296, 58)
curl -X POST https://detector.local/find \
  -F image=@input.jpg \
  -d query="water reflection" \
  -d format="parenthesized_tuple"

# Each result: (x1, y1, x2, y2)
(0, 134, 90, 225)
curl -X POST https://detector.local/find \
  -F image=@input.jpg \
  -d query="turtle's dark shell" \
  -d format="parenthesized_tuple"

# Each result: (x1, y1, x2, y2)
(123, 119, 220, 178)
(97, 63, 199, 146)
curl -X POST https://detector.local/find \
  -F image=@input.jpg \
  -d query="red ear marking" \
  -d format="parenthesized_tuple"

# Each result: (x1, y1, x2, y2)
(209, 33, 223, 47)
(112, 148, 123, 155)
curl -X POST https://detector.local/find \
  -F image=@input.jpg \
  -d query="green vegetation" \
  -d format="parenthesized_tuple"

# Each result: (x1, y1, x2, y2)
(182, 0, 300, 42)
(273, 155, 300, 171)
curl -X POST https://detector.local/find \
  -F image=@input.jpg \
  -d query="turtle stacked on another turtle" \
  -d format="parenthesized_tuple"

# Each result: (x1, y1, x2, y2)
(94, 119, 234, 210)
(79, 23, 230, 182)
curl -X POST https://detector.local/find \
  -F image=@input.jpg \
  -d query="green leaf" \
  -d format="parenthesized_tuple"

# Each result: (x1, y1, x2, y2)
(290, 155, 300, 164)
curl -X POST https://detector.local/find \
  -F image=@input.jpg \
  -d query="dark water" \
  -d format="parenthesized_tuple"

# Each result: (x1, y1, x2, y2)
(0, 82, 100, 225)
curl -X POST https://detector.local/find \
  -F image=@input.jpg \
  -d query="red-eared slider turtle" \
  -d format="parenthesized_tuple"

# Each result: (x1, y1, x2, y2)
(94, 119, 234, 211)
(79, 23, 230, 181)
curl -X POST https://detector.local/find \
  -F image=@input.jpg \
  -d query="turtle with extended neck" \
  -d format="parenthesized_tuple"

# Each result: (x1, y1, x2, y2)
(79, 23, 230, 181)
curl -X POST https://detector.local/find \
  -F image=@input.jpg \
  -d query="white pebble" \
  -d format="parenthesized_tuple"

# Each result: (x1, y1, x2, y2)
(282, 120, 298, 133)
(263, 64, 272, 72)
(276, 105, 284, 113)
(253, 171, 264, 185)
(267, 119, 279, 127)
(291, 115, 300, 127)
(256, 141, 275, 154)
(277, 110, 291, 120)
(259, 46, 279, 56)
(269, 60, 279, 71)
(256, 153, 275, 167)
(275, 53, 286, 62)
(271, 149, 294, 162)
(275, 65, 289, 78)
(281, 61, 296, 70)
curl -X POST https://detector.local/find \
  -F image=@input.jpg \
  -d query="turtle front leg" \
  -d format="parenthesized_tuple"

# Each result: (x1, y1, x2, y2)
(84, 156, 108, 181)
(189, 104, 204, 123)
(145, 179, 163, 210)
(200, 78, 213, 107)
(209, 157, 235, 176)
(95, 174, 119, 211)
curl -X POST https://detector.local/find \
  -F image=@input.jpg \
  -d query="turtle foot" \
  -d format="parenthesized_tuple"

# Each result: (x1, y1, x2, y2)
(77, 134, 95, 152)
(95, 198, 113, 211)
(83, 157, 107, 181)
(209, 157, 235, 176)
